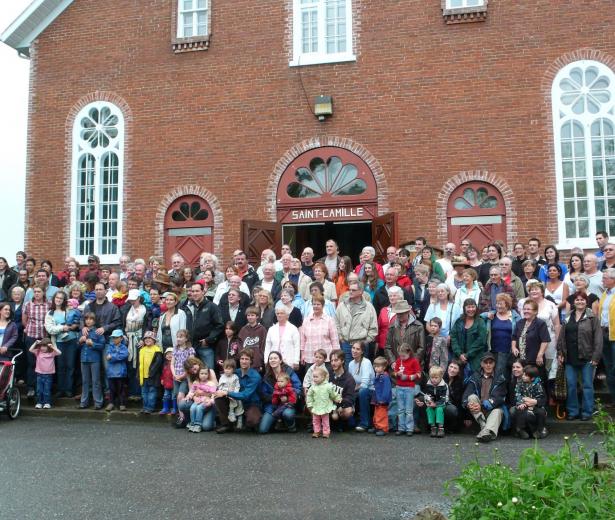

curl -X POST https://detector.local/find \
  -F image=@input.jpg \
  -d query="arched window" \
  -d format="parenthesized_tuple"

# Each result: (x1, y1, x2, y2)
(552, 60, 615, 248)
(70, 102, 124, 263)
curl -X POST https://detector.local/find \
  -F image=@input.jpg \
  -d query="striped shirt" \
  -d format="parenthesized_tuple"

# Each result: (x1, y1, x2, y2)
(24, 301, 50, 339)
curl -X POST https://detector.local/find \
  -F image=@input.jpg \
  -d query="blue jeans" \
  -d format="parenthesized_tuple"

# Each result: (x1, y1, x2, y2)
(56, 339, 78, 396)
(179, 399, 216, 430)
(36, 373, 53, 405)
(190, 402, 213, 425)
(259, 407, 296, 433)
(356, 387, 373, 428)
(81, 361, 103, 407)
(602, 332, 615, 401)
(396, 386, 416, 432)
(340, 342, 352, 370)
(196, 346, 215, 370)
(565, 362, 595, 419)
(494, 351, 511, 380)
(141, 381, 158, 412)
(127, 362, 141, 397)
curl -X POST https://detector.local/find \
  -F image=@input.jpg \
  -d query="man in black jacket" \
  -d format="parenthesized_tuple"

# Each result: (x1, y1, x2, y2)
(462, 352, 508, 442)
(372, 265, 414, 315)
(186, 282, 224, 369)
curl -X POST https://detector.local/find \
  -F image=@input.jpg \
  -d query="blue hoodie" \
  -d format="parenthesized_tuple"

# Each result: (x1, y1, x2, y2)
(228, 367, 262, 408)
(105, 339, 129, 378)
(80, 328, 106, 363)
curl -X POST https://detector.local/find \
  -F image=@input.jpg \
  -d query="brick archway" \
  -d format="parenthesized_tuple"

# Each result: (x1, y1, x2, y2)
(266, 136, 389, 221)
(436, 171, 516, 248)
(155, 185, 224, 260)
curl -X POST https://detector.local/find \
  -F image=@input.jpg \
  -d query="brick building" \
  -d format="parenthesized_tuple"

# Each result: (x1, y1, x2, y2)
(2, 0, 615, 267)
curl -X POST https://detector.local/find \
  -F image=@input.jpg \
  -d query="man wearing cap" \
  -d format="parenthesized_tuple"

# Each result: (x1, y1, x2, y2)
(186, 282, 225, 369)
(335, 280, 378, 365)
(383, 300, 425, 366)
(462, 352, 508, 442)
(80, 254, 101, 282)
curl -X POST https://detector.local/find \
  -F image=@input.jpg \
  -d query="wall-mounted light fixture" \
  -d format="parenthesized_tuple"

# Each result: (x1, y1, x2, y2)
(314, 95, 333, 122)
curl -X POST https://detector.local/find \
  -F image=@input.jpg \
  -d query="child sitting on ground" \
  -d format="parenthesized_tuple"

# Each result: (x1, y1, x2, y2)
(217, 359, 243, 428)
(371, 356, 392, 436)
(306, 366, 342, 439)
(186, 367, 218, 433)
(271, 372, 297, 422)
(513, 365, 547, 439)
(160, 348, 174, 415)
(423, 365, 449, 438)
(29, 337, 61, 409)
(105, 329, 129, 412)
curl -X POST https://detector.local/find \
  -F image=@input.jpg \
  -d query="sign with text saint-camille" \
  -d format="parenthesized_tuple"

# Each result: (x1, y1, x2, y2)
(277, 204, 378, 224)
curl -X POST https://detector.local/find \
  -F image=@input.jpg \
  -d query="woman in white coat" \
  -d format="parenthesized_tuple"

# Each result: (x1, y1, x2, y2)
(264, 306, 300, 370)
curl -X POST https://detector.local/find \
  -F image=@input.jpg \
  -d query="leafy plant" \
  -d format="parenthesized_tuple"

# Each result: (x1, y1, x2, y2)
(446, 418, 615, 520)
(592, 400, 615, 459)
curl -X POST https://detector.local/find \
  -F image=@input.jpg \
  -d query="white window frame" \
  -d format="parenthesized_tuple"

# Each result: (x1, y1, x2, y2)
(445, 0, 485, 8)
(552, 60, 615, 250)
(177, 0, 209, 39)
(70, 101, 124, 265)
(290, 0, 355, 67)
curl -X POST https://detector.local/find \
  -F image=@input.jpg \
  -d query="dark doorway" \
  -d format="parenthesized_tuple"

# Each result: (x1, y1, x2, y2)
(282, 221, 372, 264)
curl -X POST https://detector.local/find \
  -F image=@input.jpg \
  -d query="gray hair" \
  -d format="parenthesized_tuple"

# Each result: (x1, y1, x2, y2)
(349, 279, 365, 292)
(275, 304, 291, 316)
(604, 268, 615, 280)
(387, 286, 403, 298)
(362, 246, 376, 257)
(574, 273, 590, 287)
(436, 283, 450, 295)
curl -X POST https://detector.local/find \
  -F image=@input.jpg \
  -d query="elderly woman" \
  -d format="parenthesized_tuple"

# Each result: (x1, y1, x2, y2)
(518, 280, 561, 380)
(312, 262, 338, 303)
(200, 252, 224, 285)
(275, 287, 303, 328)
(425, 283, 455, 339)
(255, 289, 276, 329)
(265, 306, 301, 370)
(451, 298, 487, 374)
(565, 273, 599, 317)
(557, 292, 602, 421)
(258, 351, 302, 433)
(300, 294, 339, 364)
(478, 265, 517, 317)
(482, 293, 521, 379)
(452, 268, 481, 323)
(9, 286, 26, 382)
(302, 281, 336, 318)
(376, 286, 403, 352)
(122, 288, 152, 395)
(445, 257, 469, 297)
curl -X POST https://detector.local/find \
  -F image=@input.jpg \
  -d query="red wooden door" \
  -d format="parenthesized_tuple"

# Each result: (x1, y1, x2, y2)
(447, 182, 506, 251)
(241, 220, 282, 266)
(372, 212, 398, 264)
(164, 196, 214, 267)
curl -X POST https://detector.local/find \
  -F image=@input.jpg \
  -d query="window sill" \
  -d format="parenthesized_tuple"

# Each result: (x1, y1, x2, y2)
(289, 53, 356, 67)
(172, 35, 210, 54)
(442, 1, 488, 24)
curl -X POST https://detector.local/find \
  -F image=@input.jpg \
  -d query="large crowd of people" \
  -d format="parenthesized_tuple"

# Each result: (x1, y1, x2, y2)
(0, 231, 613, 441)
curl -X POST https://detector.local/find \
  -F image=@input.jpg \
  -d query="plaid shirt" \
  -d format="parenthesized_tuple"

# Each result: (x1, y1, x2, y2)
(300, 313, 340, 363)
(24, 301, 50, 339)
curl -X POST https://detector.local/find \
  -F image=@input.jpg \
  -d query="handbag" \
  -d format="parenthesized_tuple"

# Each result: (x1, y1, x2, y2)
(553, 361, 567, 402)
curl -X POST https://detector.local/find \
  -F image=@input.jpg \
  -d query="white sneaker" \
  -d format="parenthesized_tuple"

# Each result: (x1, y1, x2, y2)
(35, 403, 43, 409)
(43, 404, 51, 409)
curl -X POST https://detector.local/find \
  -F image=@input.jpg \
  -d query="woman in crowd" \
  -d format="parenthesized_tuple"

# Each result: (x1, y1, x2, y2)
(275, 288, 303, 328)
(512, 300, 551, 383)
(198, 268, 218, 302)
(425, 283, 455, 340)
(265, 307, 301, 370)
(255, 289, 276, 329)
(376, 286, 403, 353)
(507, 359, 526, 407)
(519, 280, 561, 380)
(451, 298, 487, 374)
(146, 255, 163, 281)
(362, 261, 384, 302)
(9, 286, 25, 382)
(348, 341, 375, 432)
(563, 253, 584, 293)
(22, 285, 49, 397)
(544, 264, 569, 317)
(565, 274, 600, 317)
(123, 289, 153, 395)
(443, 359, 465, 432)
(538, 245, 568, 282)
(258, 351, 302, 434)
(300, 295, 339, 364)
(452, 268, 481, 322)
(200, 252, 224, 285)
(483, 293, 520, 379)
(312, 262, 337, 303)
(176, 357, 217, 431)
(333, 255, 353, 299)
(0, 302, 19, 361)
(445, 257, 469, 297)
(40, 260, 60, 288)
(301, 282, 336, 318)
(156, 291, 186, 351)
(44, 291, 80, 397)
(467, 246, 482, 274)
(181, 266, 196, 289)
(557, 292, 602, 421)
(520, 260, 537, 294)
(419, 246, 445, 282)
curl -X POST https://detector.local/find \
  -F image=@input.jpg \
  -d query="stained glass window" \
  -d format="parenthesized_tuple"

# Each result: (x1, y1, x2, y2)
(287, 156, 367, 198)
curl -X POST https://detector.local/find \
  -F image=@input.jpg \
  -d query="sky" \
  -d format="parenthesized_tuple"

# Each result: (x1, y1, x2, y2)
(0, 1, 32, 261)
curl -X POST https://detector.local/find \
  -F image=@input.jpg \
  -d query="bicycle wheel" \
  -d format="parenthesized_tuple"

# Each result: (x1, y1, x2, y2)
(7, 387, 20, 419)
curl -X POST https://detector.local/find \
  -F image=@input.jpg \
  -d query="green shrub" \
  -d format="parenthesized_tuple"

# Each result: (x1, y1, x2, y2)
(446, 404, 615, 519)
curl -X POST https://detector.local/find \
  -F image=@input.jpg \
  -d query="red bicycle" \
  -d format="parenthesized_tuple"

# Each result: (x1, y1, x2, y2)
(0, 349, 22, 420)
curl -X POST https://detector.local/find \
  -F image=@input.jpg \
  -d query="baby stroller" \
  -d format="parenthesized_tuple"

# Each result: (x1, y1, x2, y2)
(0, 349, 22, 420)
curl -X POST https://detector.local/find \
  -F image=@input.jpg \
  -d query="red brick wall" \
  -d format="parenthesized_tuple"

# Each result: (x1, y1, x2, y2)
(23, 0, 615, 267)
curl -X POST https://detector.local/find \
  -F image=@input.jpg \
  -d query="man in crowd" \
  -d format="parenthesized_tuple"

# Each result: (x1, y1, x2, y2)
(372, 265, 414, 315)
(596, 230, 609, 260)
(282, 258, 312, 300)
(24, 269, 59, 303)
(186, 282, 225, 368)
(437, 242, 456, 276)
(301, 247, 315, 279)
(584, 254, 604, 296)
(234, 250, 259, 292)
(318, 239, 340, 279)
